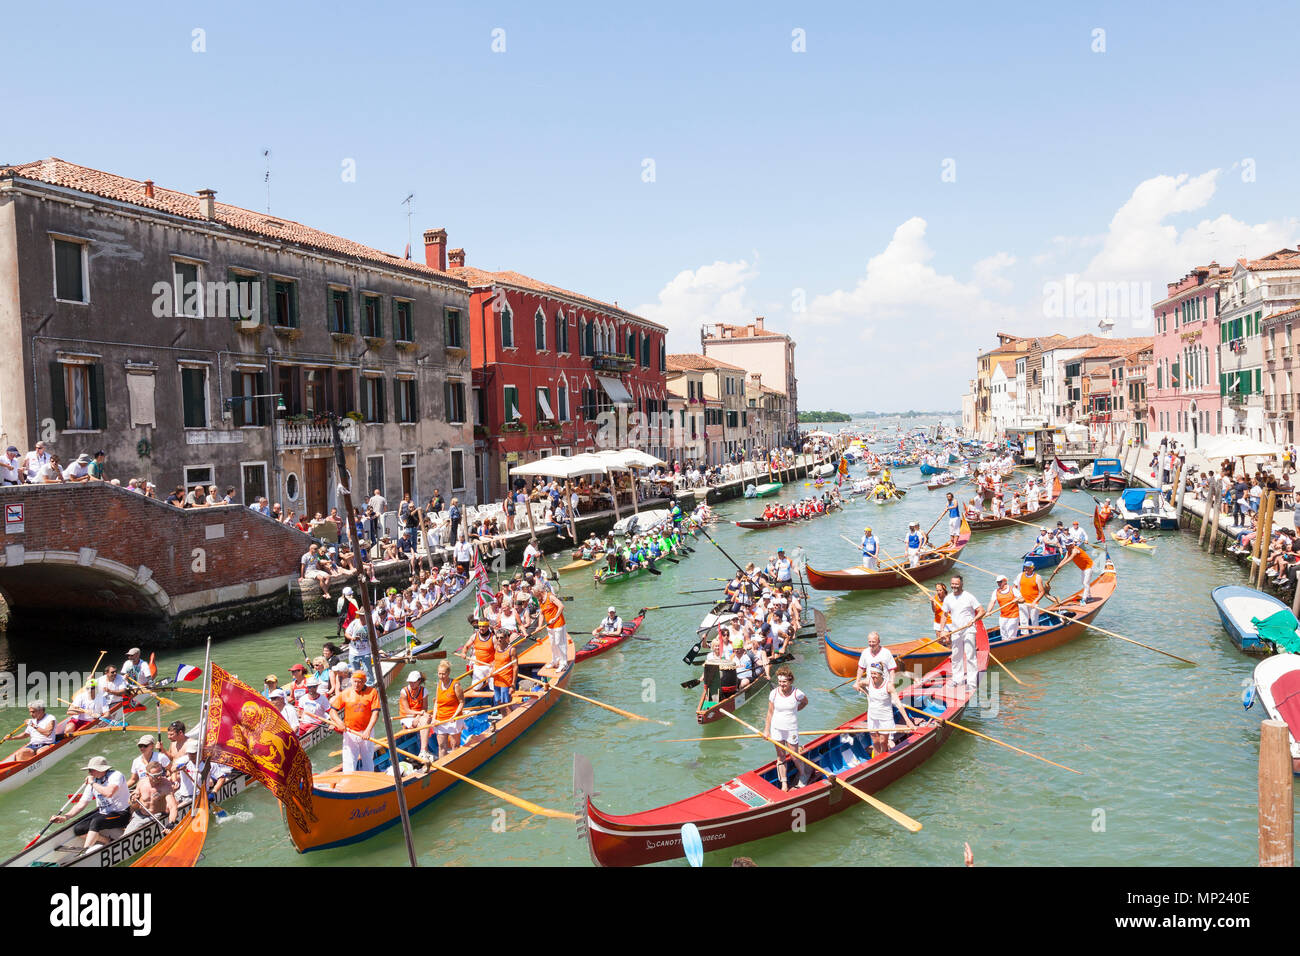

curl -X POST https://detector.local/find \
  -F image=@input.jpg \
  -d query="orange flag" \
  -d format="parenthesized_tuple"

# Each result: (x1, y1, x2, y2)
(131, 787, 207, 868)
(203, 664, 316, 831)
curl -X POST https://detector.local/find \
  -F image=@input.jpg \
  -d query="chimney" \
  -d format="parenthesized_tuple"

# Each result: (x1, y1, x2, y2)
(448, 247, 465, 268)
(423, 228, 448, 271)
(143, 180, 155, 199)
(197, 189, 216, 220)
(753, 316, 765, 332)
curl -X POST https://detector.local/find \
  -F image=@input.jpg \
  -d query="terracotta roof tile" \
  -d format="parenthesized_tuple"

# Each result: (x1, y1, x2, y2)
(1, 157, 465, 286)
(666, 352, 746, 373)
(450, 266, 665, 331)
(1239, 248, 1300, 271)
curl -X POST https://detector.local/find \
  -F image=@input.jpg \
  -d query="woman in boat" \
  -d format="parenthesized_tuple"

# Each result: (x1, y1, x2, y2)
(432, 661, 466, 758)
(764, 666, 809, 791)
(491, 630, 518, 717)
(862, 662, 917, 759)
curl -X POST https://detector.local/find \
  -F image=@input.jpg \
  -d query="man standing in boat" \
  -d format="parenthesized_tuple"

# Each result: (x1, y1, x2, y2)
(984, 575, 1021, 643)
(860, 526, 879, 569)
(534, 584, 570, 676)
(852, 632, 897, 692)
(945, 493, 961, 545)
(774, 548, 793, 586)
(330, 670, 381, 772)
(905, 522, 925, 568)
(938, 575, 986, 691)
(1017, 560, 1046, 629)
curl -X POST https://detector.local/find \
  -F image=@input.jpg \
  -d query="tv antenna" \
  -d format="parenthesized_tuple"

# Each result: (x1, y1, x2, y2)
(263, 148, 272, 213)
(401, 193, 415, 258)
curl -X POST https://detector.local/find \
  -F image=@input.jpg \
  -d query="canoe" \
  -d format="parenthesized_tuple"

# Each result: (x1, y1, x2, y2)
(575, 612, 648, 663)
(1211, 584, 1297, 656)
(806, 521, 970, 592)
(559, 558, 596, 574)
(595, 564, 650, 585)
(582, 626, 988, 866)
(0, 699, 130, 796)
(926, 475, 956, 490)
(918, 463, 948, 476)
(286, 634, 575, 853)
(3, 713, 340, 868)
(1112, 537, 1155, 553)
(1249, 654, 1300, 773)
(873, 490, 907, 505)
(965, 494, 1058, 531)
(744, 483, 783, 498)
(695, 662, 773, 724)
(821, 560, 1118, 677)
(735, 504, 839, 531)
(1021, 548, 1064, 572)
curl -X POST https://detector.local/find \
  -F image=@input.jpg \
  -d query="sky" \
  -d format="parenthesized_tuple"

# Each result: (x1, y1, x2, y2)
(4, 0, 1298, 412)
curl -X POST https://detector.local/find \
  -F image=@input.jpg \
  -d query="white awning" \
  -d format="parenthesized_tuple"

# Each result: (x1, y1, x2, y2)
(597, 375, 633, 405)
(538, 389, 555, 420)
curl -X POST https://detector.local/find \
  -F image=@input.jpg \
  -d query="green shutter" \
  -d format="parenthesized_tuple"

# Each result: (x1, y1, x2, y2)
(49, 362, 67, 429)
(89, 363, 107, 430)
(1256, 369, 1262, 393)
(231, 370, 244, 427)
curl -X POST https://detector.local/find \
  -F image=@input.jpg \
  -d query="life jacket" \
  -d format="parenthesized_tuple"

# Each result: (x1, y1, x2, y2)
(435, 680, 460, 720)
(995, 587, 1019, 618)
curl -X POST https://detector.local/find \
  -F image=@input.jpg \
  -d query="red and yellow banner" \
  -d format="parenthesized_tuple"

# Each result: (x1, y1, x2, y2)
(203, 664, 316, 831)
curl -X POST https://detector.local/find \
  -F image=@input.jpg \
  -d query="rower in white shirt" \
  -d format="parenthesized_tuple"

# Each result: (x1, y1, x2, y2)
(852, 632, 897, 692)
(593, 606, 624, 637)
(66, 680, 108, 730)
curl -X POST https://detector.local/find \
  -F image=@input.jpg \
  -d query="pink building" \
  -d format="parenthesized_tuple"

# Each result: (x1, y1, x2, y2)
(1148, 262, 1233, 448)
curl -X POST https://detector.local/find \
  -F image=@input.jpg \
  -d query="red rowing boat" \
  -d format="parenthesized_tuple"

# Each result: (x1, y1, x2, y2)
(805, 519, 971, 592)
(0, 699, 130, 795)
(575, 611, 647, 663)
(821, 559, 1117, 677)
(582, 626, 989, 866)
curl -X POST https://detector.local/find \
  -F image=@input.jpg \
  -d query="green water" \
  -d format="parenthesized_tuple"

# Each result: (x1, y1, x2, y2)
(0, 467, 1274, 867)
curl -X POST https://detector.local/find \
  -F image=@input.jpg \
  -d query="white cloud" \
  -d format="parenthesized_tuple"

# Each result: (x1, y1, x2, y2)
(635, 259, 757, 351)
(973, 251, 1017, 293)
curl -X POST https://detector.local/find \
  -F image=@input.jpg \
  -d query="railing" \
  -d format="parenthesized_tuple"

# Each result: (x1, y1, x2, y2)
(1266, 347, 1276, 362)
(592, 351, 636, 372)
(1285, 395, 1295, 413)
(276, 418, 359, 448)
(1265, 395, 1278, 412)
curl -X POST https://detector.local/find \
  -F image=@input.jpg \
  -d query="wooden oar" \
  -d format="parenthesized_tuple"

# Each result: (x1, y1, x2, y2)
(379, 651, 448, 663)
(716, 708, 922, 833)
(641, 600, 721, 611)
(124, 674, 182, 709)
(899, 703, 1081, 774)
(357, 733, 577, 820)
(1051, 611, 1198, 665)
(517, 674, 670, 726)
(665, 727, 914, 742)
(26, 782, 90, 849)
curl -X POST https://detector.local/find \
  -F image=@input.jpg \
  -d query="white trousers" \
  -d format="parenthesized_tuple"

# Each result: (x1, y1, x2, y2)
(999, 614, 1019, 642)
(950, 625, 979, 688)
(342, 731, 375, 772)
(907, 547, 920, 568)
(1020, 603, 1040, 628)
(862, 554, 878, 570)
(1081, 566, 1092, 601)
(548, 626, 569, 670)
(948, 516, 960, 537)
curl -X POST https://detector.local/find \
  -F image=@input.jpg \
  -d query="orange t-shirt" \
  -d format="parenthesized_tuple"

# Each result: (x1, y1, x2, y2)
(1071, 548, 1094, 571)
(492, 646, 516, 688)
(931, 597, 947, 626)
(1018, 573, 1042, 603)
(995, 588, 1019, 618)
(540, 594, 565, 629)
(435, 680, 461, 721)
(473, 631, 495, 664)
(399, 685, 427, 718)
(331, 686, 380, 734)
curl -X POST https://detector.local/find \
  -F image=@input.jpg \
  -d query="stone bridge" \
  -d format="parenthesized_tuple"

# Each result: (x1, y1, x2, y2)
(0, 483, 312, 646)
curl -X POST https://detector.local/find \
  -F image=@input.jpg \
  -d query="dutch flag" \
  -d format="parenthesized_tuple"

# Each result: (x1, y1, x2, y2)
(174, 663, 203, 682)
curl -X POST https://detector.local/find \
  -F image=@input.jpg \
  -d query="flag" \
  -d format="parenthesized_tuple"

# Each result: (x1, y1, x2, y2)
(472, 551, 495, 613)
(203, 664, 316, 831)
(1093, 504, 1107, 543)
(403, 242, 411, 261)
(131, 786, 207, 868)
(175, 663, 202, 682)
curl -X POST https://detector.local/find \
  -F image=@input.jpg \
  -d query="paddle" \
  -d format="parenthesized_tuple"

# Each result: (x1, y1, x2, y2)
(517, 674, 670, 726)
(642, 600, 724, 612)
(715, 708, 923, 833)
(665, 727, 917, 742)
(25, 781, 88, 849)
(357, 732, 578, 820)
(696, 526, 746, 578)
(681, 822, 704, 868)
(1048, 608, 1198, 665)
(124, 674, 183, 708)
(899, 703, 1081, 774)
(379, 651, 448, 663)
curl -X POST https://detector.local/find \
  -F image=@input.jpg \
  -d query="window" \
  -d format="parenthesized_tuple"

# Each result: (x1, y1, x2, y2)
(581, 319, 594, 357)
(183, 465, 213, 493)
(401, 452, 417, 501)
(555, 311, 569, 353)
(226, 270, 261, 323)
(499, 303, 515, 348)
(361, 376, 387, 423)
(641, 333, 650, 367)
(241, 462, 267, 505)
(393, 299, 414, 342)
(394, 378, 418, 423)
(50, 360, 105, 430)
(173, 260, 202, 317)
(659, 341, 666, 371)
(181, 366, 208, 428)
(367, 456, 385, 499)
(271, 279, 298, 328)
(446, 381, 466, 424)
(445, 308, 462, 349)
(626, 331, 636, 356)
(557, 387, 570, 421)
(451, 449, 466, 492)
(535, 309, 547, 350)
(536, 386, 554, 421)
(580, 387, 597, 420)
(231, 369, 267, 427)
(328, 288, 352, 333)
(53, 238, 87, 303)
(362, 294, 383, 338)
(472, 386, 485, 425)
(504, 385, 521, 421)
(335, 369, 354, 416)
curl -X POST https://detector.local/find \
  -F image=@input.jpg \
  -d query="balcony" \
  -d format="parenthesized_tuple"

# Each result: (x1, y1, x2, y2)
(1266, 347, 1276, 363)
(592, 351, 635, 373)
(1265, 395, 1277, 412)
(276, 417, 359, 448)
(1286, 395, 1295, 413)
(1227, 394, 1249, 408)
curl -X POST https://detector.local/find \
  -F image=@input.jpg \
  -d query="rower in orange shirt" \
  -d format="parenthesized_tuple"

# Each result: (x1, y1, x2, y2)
(491, 631, 518, 717)
(329, 669, 381, 772)
(534, 584, 569, 674)
(432, 660, 465, 758)
(399, 671, 435, 761)
(1017, 560, 1046, 628)
(984, 574, 1021, 642)
(461, 620, 496, 692)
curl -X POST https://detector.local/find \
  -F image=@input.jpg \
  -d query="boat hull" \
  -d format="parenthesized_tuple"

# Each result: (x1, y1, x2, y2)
(0, 700, 129, 795)
(575, 613, 647, 663)
(966, 496, 1057, 531)
(1212, 584, 1293, 656)
(806, 525, 970, 592)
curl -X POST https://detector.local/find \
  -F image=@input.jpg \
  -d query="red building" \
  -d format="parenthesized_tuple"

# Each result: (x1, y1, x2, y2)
(425, 232, 668, 502)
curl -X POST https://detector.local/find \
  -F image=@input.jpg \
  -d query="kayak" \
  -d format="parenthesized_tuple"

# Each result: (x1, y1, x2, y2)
(575, 612, 648, 663)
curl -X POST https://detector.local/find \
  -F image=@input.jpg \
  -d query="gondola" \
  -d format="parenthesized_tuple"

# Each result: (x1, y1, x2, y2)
(575, 611, 648, 663)
(806, 520, 970, 592)
(0, 698, 130, 796)
(821, 559, 1117, 677)
(582, 626, 988, 866)
(284, 634, 574, 853)
(964, 492, 1058, 531)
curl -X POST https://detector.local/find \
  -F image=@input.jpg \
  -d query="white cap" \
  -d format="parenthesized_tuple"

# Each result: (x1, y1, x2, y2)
(137, 734, 156, 746)
(608, 606, 617, 613)
(407, 671, 424, 683)
(343, 586, 354, 596)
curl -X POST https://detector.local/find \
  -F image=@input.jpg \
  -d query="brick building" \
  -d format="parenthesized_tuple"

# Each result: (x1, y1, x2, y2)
(442, 237, 668, 501)
(701, 318, 798, 443)
(0, 159, 475, 515)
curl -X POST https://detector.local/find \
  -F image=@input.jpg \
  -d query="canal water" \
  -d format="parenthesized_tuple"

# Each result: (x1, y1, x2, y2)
(0, 441, 1275, 866)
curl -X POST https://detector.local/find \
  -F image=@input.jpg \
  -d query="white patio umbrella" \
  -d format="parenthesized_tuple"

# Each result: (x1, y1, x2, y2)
(1201, 433, 1281, 461)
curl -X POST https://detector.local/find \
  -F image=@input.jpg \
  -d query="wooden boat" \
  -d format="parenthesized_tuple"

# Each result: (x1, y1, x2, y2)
(965, 493, 1058, 530)
(285, 635, 574, 853)
(821, 560, 1117, 677)
(873, 488, 907, 505)
(926, 474, 956, 490)
(395, 579, 474, 647)
(735, 503, 839, 531)
(918, 462, 948, 476)
(1082, 458, 1127, 491)
(583, 627, 988, 866)
(1053, 456, 1084, 488)
(575, 611, 648, 663)
(595, 564, 651, 585)
(744, 482, 783, 498)
(0, 699, 130, 796)
(806, 521, 970, 592)
(695, 661, 772, 724)
(1021, 547, 1064, 572)
(1212, 584, 1297, 656)
(1248, 654, 1300, 774)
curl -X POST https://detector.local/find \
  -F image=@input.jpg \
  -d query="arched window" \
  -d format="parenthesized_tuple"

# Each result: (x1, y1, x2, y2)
(535, 308, 546, 350)
(555, 309, 567, 353)
(499, 302, 514, 348)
